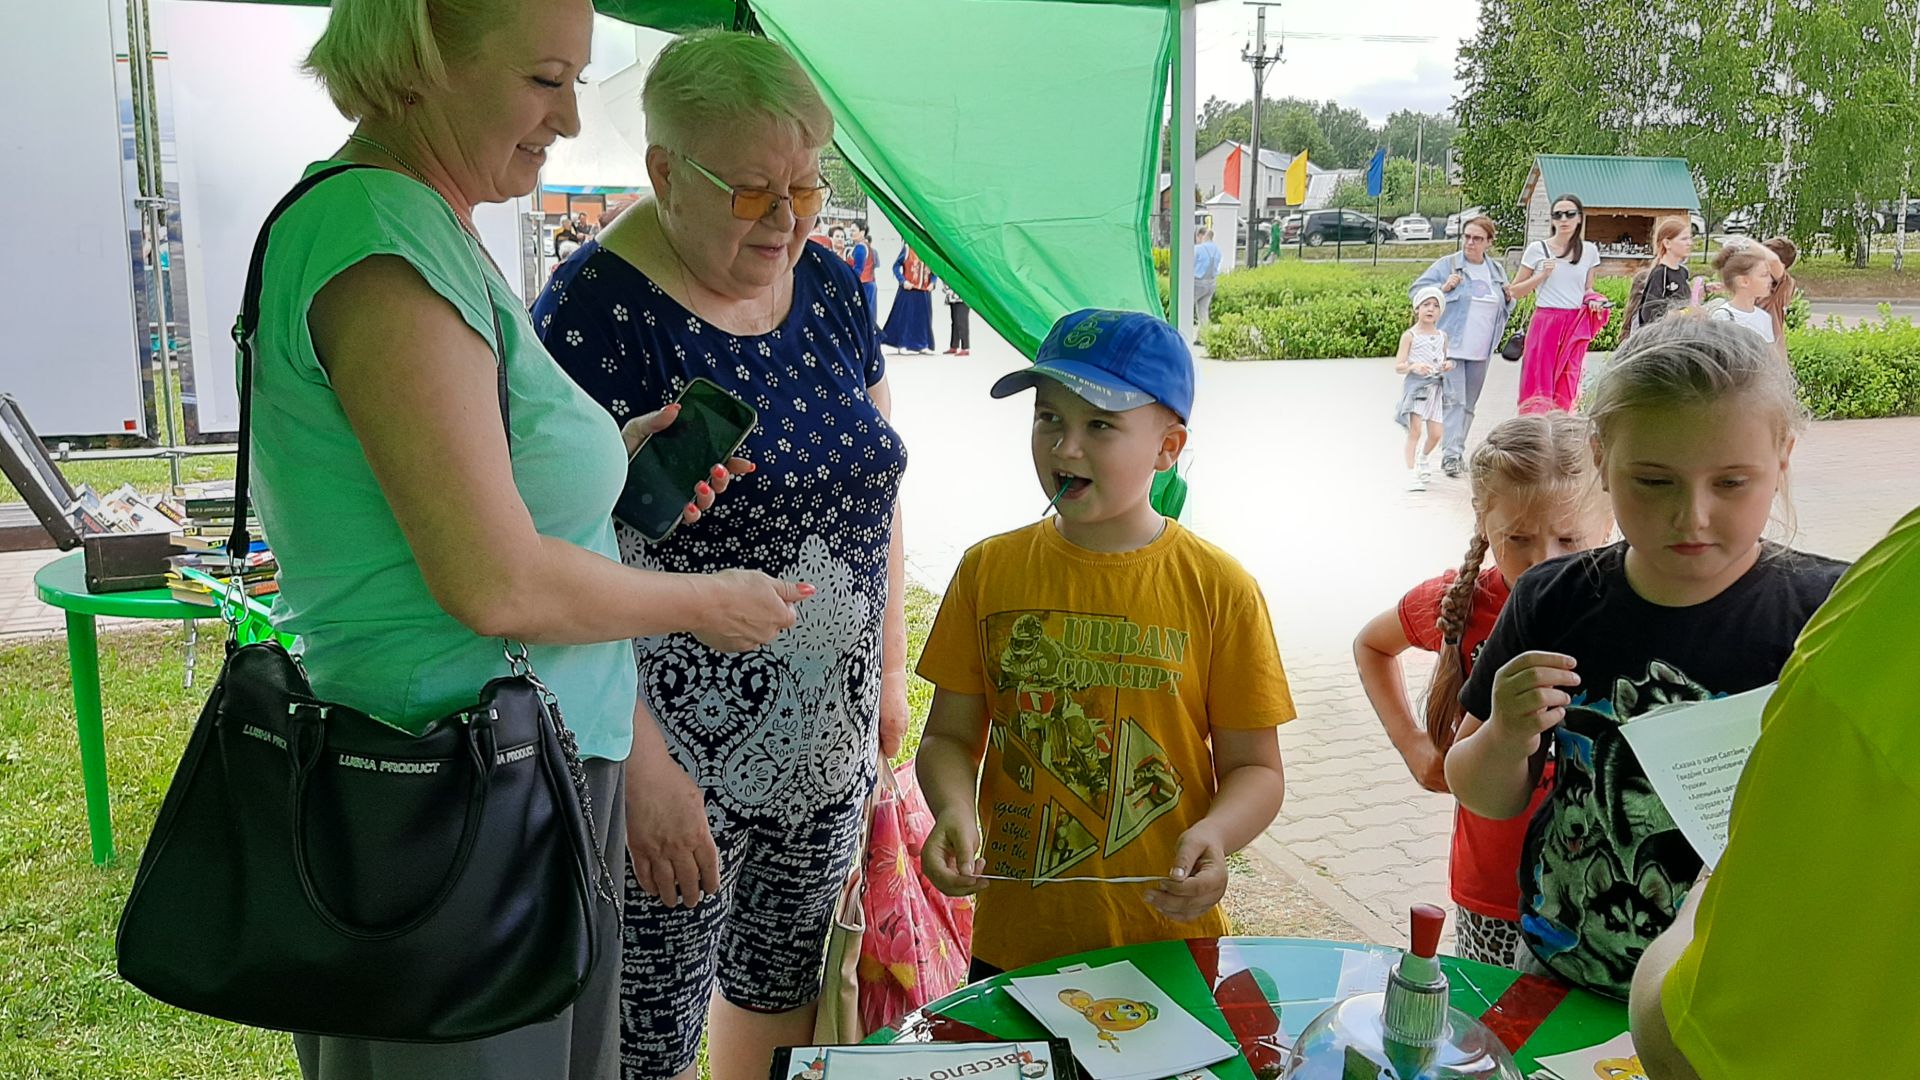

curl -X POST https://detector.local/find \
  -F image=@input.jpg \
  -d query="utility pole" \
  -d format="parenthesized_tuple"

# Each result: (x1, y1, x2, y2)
(1242, 3, 1283, 267)
(1897, 0, 1919, 272)
(1410, 114, 1424, 223)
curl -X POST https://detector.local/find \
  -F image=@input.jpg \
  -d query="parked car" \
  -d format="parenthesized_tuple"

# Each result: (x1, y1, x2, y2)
(1392, 215, 1433, 242)
(1282, 209, 1391, 247)
(1719, 206, 1760, 234)
(1443, 206, 1486, 238)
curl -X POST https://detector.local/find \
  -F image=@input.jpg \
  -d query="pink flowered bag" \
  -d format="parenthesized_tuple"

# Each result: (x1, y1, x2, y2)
(849, 759, 974, 1037)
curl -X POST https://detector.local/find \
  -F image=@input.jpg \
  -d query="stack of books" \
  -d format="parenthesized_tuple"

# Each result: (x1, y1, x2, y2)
(164, 482, 277, 607)
(167, 482, 264, 551)
(70, 483, 187, 536)
(166, 548, 279, 606)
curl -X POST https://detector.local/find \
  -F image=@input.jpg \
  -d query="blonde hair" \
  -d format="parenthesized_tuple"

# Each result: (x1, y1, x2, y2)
(1425, 412, 1603, 754)
(643, 30, 834, 153)
(1652, 216, 1690, 259)
(304, 0, 506, 120)
(1592, 313, 1803, 439)
(1711, 240, 1774, 290)
(1590, 315, 1804, 541)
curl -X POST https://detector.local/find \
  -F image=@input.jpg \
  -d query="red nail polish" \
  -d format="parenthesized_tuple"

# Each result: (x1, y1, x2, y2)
(696, 482, 712, 496)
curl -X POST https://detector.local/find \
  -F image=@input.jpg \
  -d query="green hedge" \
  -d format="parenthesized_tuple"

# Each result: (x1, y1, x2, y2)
(1787, 312, 1920, 419)
(1197, 262, 1815, 362)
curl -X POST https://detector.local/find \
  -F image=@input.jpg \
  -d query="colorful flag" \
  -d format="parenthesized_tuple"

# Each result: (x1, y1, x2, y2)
(1284, 150, 1309, 206)
(1365, 147, 1386, 198)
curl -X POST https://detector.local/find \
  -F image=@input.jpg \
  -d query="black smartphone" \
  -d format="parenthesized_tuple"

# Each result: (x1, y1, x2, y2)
(614, 378, 758, 542)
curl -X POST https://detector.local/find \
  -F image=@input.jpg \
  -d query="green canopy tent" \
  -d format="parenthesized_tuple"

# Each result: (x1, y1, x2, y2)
(206, 0, 1206, 509)
(218, 0, 1203, 349)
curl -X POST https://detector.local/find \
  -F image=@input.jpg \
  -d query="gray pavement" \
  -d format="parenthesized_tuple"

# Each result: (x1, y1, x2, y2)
(1806, 300, 1920, 328)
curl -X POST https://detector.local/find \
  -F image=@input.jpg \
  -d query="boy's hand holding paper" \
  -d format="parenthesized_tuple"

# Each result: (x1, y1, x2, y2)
(1145, 825, 1227, 923)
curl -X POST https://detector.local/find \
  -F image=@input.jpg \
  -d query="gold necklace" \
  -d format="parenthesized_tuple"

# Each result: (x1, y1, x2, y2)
(345, 132, 490, 256)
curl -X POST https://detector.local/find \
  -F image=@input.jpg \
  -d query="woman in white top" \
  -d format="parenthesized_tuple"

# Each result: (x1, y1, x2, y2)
(1506, 194, 1608, 411)
(1706, 241, 1779, 345)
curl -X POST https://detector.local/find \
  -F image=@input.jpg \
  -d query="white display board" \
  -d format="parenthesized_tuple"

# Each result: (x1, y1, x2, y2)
(0, 0, 147, 438)
(158, 0, 529, 435)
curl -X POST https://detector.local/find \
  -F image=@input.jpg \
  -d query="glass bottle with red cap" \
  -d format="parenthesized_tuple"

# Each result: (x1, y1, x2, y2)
(1280, 904, 1522, 1080)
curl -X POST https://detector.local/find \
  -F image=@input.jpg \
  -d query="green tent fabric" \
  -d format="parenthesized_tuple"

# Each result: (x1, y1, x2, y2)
(213, 0, 1185, 513)
(217, 0, 1173, 358)
(750, 0, 1171, 356)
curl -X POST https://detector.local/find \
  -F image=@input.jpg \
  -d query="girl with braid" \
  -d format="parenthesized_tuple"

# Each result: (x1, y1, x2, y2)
(1353, 411, 1611, 967)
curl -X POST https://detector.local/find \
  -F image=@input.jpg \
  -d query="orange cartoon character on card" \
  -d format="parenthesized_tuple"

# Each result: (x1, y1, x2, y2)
(1058, 989, 1160, 1051)
(1593, 1058, 1649, 1080)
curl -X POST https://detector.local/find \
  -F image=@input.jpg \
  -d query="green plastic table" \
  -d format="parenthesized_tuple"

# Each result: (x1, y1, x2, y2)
(33, 550, 223, 865)
(871, 936, 1629, 1077)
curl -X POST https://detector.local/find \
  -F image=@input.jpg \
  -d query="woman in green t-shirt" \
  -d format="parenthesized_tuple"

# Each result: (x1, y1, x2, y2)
(244, 1, 805, 1076)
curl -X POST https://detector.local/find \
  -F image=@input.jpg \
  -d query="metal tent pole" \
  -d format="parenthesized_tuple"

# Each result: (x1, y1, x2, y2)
(1172, 0, 1197, 339)
(125, 0, 182, 489)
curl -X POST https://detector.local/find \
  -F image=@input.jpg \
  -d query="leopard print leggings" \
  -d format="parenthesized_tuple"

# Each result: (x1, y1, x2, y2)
(1455, 908, 1532, 971)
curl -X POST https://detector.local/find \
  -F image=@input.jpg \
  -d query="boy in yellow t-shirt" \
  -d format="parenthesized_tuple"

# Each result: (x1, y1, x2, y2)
(915, 308, 1294, 977)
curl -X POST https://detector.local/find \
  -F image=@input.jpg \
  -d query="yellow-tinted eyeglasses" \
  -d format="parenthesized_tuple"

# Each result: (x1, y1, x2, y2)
(679, 152, 831, 221)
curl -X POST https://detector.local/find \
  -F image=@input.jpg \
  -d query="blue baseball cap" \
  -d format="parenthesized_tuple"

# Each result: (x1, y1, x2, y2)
(989, 309, 1194, 422)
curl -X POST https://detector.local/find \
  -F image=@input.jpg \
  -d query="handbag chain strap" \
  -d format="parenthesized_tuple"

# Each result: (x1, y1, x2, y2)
(235, 163, 616, 905)
(506, 643, 618, 903)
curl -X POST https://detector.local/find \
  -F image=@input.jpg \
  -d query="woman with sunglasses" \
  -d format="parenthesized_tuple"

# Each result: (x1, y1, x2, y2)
(1507, 194, 1607, 412)
(1408, 215, 1516, 477)
(531, 29, 910, 1080)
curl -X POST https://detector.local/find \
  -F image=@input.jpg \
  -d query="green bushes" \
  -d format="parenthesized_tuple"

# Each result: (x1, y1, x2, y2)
(1197, 262, 1636, 360)
(1191, 263, 1917, 420)
(1787, 312, 1920, 419)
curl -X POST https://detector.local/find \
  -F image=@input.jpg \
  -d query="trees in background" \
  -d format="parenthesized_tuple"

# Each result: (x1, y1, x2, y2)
(1455, 0, 1920, 265)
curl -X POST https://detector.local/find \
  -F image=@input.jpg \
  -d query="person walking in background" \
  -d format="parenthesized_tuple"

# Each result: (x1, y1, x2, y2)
(1193, 227, 1223, 330)
(942, 277, 971, 355)
(1706, 243, 1778, 344)
(1393, 287, 1453, 491)
(1506, 194, 1607, 411)
(881, 245, 937, 354)
(1408, 215, 1514, 478)
(1759, 235, 1798, 362)
(1627, 216, 1694, 333)
(845, 219, 879, 330)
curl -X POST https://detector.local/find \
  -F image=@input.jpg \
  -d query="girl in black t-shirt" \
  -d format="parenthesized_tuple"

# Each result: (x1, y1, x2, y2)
(1624, 216, 1694, 335)
(1444, 316, 1848, 999)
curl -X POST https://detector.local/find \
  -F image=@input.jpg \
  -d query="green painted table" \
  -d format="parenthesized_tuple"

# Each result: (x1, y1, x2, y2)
(33, 550, 223, 865)
(872, 937, 1628, 1077)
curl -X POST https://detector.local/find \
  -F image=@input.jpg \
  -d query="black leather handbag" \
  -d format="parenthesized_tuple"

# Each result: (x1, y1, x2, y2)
(116, 164, 617, 1043)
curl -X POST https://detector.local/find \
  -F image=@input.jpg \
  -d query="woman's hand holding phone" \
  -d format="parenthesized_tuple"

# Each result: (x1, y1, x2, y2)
(621, 404, 753, 526)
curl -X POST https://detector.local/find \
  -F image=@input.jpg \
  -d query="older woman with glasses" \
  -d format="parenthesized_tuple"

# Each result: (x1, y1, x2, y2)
(1408, 215, 1516, 477)
(532, 29, 910, 1080)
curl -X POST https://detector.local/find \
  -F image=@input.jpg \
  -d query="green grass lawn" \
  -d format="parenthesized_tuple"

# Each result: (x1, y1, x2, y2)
(0, 581, 945, 1078)
(0, 626, 299, 1079)
(1, 456, 240, 504)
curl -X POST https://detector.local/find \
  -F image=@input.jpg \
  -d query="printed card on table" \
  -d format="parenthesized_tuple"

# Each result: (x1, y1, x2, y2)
(774, 1041, 1060, 1080)
(1005, 960, 1236, 1080)
(1531, 1031, 1648, 1079)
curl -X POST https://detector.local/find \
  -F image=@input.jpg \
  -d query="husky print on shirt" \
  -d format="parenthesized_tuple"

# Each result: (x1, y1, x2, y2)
(1519, 660, 1712, 996)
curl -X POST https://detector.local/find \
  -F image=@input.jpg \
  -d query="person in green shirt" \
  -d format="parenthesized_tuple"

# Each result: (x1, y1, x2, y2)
(1629, 506, 1920, 1077)
(249, 0, 806, 1076)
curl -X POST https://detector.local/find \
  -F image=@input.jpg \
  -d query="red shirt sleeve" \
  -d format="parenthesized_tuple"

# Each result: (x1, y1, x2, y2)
(1395, 571, 1456, 653)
